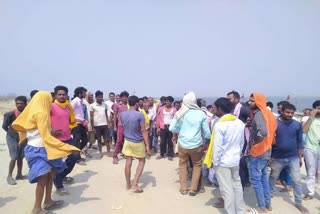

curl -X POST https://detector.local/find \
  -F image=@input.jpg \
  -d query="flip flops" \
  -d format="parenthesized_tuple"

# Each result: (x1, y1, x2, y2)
(44, 200, 64, 210)
(303, 194, 314, 200)
(15, 175, 27, 180)
(7, 177, 17, 185)
(179, 190, 188, 195)
(131, 187, 144, 193)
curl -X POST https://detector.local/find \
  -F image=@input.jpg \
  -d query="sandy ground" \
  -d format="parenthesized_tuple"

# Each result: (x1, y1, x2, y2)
(0, 100, 319, 214)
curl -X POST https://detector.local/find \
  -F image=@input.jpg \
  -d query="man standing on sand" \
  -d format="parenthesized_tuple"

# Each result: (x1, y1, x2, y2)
(227, 90, 251, 188)
(105, 92, 116, 144)
(169, 92, 211, 196)
(71, 87, 88, 165)
(209, 97, 245, 213)
(90, 90, 110, 159)
(51, 85, 79, 195)
(156, 96, 177, 161)
(121, 95, 151, 192)
(269, 103, 309, 213)
(301, 100, 320, 200)
(113, 91, 129, 164)
(2, 96, 28, 185)
(148, 97, 159, 153)
(83, 91, 95, 151)
(247, 93, 277, 213)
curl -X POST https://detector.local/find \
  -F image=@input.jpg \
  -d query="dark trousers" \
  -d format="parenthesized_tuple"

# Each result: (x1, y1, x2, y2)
(239, 156, 250, 187)
(72, 124, 88, 150)
(159, 126, 173, 157)
(54, 139, 79, 189)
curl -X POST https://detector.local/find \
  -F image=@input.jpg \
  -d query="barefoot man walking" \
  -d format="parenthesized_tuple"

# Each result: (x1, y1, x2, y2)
(120, 95, 151, 192)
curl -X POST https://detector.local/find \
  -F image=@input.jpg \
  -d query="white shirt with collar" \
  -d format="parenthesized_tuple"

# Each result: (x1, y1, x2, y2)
(213, 114, 245, 168)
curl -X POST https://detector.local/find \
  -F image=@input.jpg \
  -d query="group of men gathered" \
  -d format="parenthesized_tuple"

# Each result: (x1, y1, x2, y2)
(2, 87, 320, 214)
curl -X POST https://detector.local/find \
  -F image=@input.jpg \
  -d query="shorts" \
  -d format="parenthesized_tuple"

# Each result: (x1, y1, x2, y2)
(108, 127, 114, 138)
(94, 125, 109, 141)
(6, 135, 25, 160)
(122, 140, 146, 159)
(87, 131, 96, 144)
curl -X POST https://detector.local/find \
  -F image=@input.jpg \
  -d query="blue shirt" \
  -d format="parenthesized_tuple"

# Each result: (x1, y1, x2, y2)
(272, 118, 303, 159)
(121, 110, 145, 143)
(169, 109, 211, 149)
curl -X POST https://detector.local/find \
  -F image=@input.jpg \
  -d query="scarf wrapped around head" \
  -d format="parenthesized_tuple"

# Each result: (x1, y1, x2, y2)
(250, 93, 277, 157)
(12, 91, 80, 160)
(54, 99, 77, 129)
(174, 91, 200, 120)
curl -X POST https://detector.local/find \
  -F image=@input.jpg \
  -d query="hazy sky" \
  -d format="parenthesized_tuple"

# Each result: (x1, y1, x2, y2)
(1, 0, 319, 98)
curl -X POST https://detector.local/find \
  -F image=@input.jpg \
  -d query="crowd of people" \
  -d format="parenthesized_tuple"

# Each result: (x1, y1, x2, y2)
(2, 86, 319, 214)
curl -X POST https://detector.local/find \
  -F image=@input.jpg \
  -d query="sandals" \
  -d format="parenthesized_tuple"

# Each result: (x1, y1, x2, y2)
(156, 155, 164, 160)
(212, 198, 224, 208)
(131, 187, 144, 193)
(303, 194, 313, 200)
(15, 175, 27, 180)
(189, 191, 197, 196)
(63, 177, 74, 184)
(32, 209, 56, 214)
(246, 208, 258, 214)
(44, 200, 64, 210)
(179, 190, 188, 195)
(7, 177, 17, 185)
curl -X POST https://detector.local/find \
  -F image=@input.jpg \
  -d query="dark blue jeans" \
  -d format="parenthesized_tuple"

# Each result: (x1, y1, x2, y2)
(54, 139, 79, 189)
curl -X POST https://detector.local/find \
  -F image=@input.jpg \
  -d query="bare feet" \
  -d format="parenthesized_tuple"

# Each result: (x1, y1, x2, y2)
(295, 204, 310, 214)
(126, 183, 132, 190)
(113, 157, 119, 164)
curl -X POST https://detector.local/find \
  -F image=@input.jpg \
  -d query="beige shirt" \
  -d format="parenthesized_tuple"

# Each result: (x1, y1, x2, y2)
(89, 102, 108, 127)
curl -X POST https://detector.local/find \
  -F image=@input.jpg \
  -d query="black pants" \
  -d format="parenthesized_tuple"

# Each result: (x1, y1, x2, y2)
(71, 124, 88, 150)
(239, 156, 250, 187)
(160, 126, 173, 157)
(54, 139, 79, 189)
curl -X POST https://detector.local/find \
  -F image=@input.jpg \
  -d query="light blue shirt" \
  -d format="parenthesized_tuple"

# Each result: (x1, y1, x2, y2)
(169, 109, 211, 149)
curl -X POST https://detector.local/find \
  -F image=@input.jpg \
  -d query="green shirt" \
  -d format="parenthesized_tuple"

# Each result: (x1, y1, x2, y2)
(305, 117, 320, 151)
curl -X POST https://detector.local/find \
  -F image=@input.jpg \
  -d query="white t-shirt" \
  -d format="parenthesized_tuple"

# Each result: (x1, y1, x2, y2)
(163, 108, 174, 125)
(105, 100, 114, 118)
(90, 102, 108, 126)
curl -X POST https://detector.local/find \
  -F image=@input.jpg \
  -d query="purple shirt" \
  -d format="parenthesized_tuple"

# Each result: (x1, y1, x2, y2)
(120, 110, 145, 143)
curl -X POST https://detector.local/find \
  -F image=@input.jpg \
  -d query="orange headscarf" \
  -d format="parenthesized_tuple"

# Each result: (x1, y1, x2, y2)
(250, 93, 277, 157)
(12, 91, 80, 160)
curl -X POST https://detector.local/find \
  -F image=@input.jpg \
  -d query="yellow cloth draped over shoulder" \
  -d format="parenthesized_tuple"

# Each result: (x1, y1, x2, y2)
(54, 99, 77, 129)
(141, 109, 150, 128)
(12, 91, 80, 160)
(203, 114, 237, 168)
